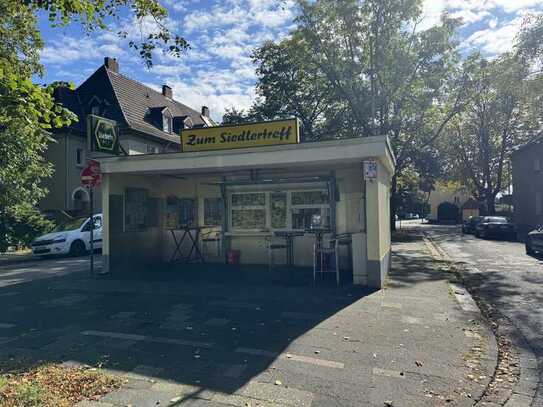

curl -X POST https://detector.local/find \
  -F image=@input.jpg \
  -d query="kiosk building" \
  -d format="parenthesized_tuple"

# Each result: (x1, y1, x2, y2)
(97, 121, 394, 289)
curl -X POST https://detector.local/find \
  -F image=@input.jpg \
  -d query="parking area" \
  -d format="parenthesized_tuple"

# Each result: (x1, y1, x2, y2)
(1, 238, 494, 406)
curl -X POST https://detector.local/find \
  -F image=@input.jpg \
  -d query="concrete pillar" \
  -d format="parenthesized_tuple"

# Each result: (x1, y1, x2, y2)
(365, 161, 391, 289)
(101, 173, 110, 274)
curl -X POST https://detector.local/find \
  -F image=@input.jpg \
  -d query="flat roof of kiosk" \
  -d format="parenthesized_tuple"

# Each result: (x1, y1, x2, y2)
(99, 136, 395, 176)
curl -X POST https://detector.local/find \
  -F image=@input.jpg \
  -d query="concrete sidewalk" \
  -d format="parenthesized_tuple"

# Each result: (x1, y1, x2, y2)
(1, 235, 496, 406)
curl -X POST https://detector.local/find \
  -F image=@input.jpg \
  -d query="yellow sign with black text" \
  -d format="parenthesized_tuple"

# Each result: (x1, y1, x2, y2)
(180, 119, 300, 152)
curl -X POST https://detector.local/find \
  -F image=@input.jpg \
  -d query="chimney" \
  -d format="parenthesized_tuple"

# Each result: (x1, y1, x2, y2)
(201, 106, 210, 117)
(162, 84, 172, 99)
(104, 57, 119, 73)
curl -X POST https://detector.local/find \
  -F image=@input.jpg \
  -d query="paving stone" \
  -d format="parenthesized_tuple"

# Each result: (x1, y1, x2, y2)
(238, 381, 314, 407)
(75, 401, 114, 407)
(204, 318, 230, 327)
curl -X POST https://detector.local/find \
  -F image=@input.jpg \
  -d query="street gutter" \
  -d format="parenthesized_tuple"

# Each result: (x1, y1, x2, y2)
(424, 232, 539, 407)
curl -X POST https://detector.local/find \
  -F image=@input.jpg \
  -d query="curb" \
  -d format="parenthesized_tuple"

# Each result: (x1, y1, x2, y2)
(424, 232, 539, 407)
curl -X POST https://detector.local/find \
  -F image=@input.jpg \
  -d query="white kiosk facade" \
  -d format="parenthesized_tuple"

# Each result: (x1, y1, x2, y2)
(98, 135, 394, 288)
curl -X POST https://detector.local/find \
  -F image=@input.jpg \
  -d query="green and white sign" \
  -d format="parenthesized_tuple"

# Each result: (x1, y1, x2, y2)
(87, 114, 119, 154)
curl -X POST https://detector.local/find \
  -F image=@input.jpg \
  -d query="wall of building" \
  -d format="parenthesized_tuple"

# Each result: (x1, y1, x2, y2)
(428, 182, 470, 222)
(513, 143, 543, 236)
(104, 166, 368, 275)
(40, 135, 68, 212)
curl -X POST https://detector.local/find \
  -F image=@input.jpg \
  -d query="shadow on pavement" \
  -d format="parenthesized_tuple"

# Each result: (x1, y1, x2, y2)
(0, 264, 374, 400)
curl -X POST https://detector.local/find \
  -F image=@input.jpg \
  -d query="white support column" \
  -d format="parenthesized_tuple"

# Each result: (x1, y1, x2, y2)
(365, 161, 391, 289)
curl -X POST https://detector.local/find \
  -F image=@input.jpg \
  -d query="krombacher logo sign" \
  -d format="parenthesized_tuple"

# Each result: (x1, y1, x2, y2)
(180, 118, 300, 152)
(87, 114, 119, 155)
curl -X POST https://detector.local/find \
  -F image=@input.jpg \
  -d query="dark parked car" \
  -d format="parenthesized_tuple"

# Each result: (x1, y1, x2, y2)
(475, 216, 516, 240)
(526, 227, 543, 255)
(462, 216, 483, 234)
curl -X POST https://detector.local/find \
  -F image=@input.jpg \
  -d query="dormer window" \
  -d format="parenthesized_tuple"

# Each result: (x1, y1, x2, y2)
(163, 113, 172, 133)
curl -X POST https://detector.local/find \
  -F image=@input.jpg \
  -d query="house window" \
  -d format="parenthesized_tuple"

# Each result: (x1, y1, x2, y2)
(229, 189, 330, 231)
(125, 188, 148, 231)
(231, 192, 267, 230)
(204, 198, 223, 226)
(536, 193, 543, 216)
(179, 199, 197, 226)
(163, 114, 172, 133)
(76, 147, 84, 167)
(271, 192, 287, 229)
(290, 190, 330, 230)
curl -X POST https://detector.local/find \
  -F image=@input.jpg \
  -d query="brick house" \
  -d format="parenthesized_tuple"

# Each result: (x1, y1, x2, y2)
(512, 137, 543, 237)
(39, 57, 214, 216)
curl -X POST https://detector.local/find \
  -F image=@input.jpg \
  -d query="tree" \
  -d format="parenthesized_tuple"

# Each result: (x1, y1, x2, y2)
(516, 14, 543, 67)
(442, 53, 539, 215)
(0, 0, 187, 250)
(222, 107, 254, 125)
(278, 0, 469, 228)
(250, 36, 345, 140)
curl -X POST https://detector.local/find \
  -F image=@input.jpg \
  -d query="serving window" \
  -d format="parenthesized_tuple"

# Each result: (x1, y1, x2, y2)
(228, 188, 329, 232)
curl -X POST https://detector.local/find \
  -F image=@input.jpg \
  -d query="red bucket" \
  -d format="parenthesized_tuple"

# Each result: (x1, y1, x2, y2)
(227, 250, 240, 265)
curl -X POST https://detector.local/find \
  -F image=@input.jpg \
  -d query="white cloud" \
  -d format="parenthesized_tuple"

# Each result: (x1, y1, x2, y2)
(464, 16, 524, 54)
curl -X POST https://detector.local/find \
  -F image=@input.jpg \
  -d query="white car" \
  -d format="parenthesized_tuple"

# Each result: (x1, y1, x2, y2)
(31, 214, 102, 257)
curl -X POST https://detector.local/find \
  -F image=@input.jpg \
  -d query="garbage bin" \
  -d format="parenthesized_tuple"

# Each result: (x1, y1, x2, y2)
(227, 249, 240, 265)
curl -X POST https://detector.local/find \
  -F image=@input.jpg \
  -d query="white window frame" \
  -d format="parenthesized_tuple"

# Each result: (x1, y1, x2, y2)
(289, 190, 330, 231)
(227, 188, 330, 232)
(163, 113, 172, 134)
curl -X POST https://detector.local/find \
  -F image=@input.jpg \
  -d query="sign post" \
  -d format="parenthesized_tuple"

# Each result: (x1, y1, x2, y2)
(81, 160, 102, 275)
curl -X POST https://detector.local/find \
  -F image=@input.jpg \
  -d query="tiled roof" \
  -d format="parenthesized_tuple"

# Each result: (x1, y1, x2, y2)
(54, 62, 214, 144)
(104, 67, 208, 143)
(53, 87, 85, 134)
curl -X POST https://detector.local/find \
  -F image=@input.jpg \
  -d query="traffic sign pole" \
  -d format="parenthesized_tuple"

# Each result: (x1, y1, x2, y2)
(81, 159, 101, 276)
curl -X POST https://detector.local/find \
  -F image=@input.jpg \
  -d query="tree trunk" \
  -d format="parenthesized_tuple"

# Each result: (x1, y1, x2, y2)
(486, 193, 496, 215)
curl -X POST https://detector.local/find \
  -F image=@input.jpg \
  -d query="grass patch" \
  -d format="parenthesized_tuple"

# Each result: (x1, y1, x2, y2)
(0, 363, 121, 407)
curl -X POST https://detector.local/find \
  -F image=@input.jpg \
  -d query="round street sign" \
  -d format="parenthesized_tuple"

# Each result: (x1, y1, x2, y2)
(80, 159, 102, 188)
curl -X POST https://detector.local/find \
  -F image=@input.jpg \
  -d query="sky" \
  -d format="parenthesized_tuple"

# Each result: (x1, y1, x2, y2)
(38, 0, 543, 122)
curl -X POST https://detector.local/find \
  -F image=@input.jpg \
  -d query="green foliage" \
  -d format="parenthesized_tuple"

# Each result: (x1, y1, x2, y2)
(516, 14, 543, 65)
(222, 107, 254, 125)
(1, 0, 185, 250)
(245, 0, 468, 225)
(15, 382, 43, 406)
(22, 0, 189, 67)
(250, 36, 344, 140)
(441, 53, 540, 214)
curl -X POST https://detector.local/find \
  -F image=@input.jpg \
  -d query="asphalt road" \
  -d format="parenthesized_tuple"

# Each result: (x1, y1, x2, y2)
(415, 222, 543, 405)
(0, 254, 101, 288)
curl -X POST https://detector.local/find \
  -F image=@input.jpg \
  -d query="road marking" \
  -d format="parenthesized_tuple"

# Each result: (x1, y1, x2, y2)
(401, 316, 423, 325)
(0, 323, 15, 328)
(81, 330, 213, 348)
(373, 367, 405, 378)
(235, 347, 344, 369)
